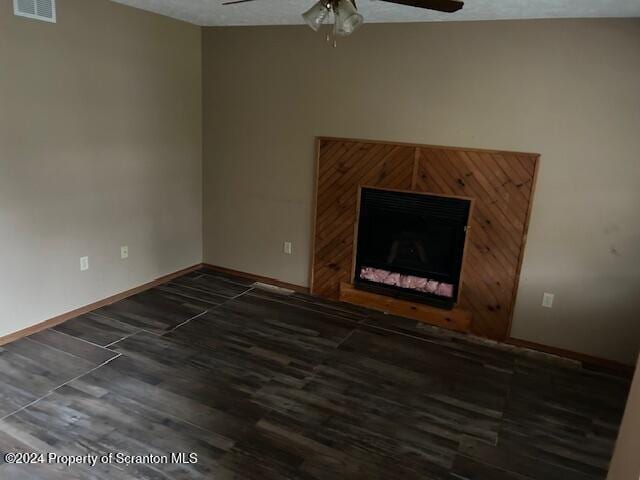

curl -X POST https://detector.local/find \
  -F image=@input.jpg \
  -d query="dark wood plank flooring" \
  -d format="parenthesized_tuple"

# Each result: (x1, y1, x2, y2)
(0, 268, 631, 479)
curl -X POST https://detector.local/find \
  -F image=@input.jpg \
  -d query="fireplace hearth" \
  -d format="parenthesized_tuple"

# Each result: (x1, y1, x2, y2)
(354, 187, 472, 310)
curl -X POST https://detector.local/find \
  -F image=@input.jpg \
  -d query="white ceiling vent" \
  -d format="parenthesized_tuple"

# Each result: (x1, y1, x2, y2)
(13, 0, 56, 23)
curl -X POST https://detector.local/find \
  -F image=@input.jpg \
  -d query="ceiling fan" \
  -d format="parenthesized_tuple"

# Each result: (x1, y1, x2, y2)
(221, 0, 464, 40)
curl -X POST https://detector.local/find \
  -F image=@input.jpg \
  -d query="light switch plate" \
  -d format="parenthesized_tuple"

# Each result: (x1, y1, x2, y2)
(80, 256, 89, 271)
(121, 245, 129, 259)
(283, 241, 292, 255)
(542, 292, 554, 308)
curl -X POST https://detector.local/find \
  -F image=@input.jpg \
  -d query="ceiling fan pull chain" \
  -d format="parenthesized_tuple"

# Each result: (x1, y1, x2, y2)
(325, 32, 338, 48)
(226, 0, 465, 39)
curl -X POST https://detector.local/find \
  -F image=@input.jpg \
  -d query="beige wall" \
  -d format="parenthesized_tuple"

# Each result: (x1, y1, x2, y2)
(0, 0, 202, 338)
(608, 358, 640, 479)
(202, 20, 640, 365)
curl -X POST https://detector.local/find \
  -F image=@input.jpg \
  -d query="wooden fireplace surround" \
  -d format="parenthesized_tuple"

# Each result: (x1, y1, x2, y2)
(309, 137, 540, 341)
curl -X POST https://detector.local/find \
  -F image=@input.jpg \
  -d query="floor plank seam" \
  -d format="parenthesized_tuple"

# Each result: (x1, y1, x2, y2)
(103, 330, 145, 349)
(244, 292, 365, 326)
(0, 268, 627, 479)
(336, 328, 358, 348)
(0, 392, 54, 424)
(26, 331, 115, 357)
(165, 309, 210, 334)
(0, 353, 122, 423)
(358, 322, 449, 348)
(82, 308, 136, 327)
(359, 320, 567, 370)
(22, 337, 106, 364)
(164, 280, 241, 299)
(116, 390, 243, 442)
(232, 286, 256, 300)
(191, 286, 256, 318)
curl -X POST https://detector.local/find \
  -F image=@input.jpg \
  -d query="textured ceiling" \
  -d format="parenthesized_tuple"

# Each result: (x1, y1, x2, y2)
(111, 0, 640, 26)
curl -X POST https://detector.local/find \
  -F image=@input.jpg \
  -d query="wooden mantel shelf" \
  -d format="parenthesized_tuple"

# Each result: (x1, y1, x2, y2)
(339, 282, 472, 333)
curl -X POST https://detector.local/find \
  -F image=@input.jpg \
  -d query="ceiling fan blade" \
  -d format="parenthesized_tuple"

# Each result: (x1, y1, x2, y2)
(379, 0, 463, 13)
(222, 0, 261, 5)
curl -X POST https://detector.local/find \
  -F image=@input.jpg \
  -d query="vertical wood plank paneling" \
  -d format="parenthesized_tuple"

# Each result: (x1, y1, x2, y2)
(311, 137, 539, 340)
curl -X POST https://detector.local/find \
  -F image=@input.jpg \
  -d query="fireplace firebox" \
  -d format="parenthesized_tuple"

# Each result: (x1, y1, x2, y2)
(353, 187, 472, 310)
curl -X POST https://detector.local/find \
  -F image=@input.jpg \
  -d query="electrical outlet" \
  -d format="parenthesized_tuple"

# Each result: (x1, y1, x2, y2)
(542, 292, 554, 308)
(121, 245, 129, 259)
(283, 241, 292, 255)
(80, 256, 89, 271)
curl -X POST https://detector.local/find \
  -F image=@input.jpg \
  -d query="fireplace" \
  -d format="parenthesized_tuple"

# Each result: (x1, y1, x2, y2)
(353, 187, 472, 310)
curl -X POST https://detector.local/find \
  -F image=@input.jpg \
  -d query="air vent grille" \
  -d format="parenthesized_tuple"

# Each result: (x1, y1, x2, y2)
(14, 0, 56, 23)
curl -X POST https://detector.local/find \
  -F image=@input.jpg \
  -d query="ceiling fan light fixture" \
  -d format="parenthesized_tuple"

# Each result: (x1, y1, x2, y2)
(333, 0, 363, 37)
(302, 1, 330, 32)
(227, 0, 464, 41)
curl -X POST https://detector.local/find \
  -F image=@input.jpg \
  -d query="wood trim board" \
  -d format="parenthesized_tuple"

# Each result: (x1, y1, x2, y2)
(0, 264, 202, 347)
(310, 136, 540, 341)
(340, 282, 471, 333)
(315, 137, 540, 157)
(202, 263, 310, 294)
(506, 158, 541, 336)
(0, 263, 308, 349)
(507, 337, 635, 374)
(0, 259, 628, 372)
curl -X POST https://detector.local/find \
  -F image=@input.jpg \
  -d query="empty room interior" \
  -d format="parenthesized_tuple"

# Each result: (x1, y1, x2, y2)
(1, 0, 639, 478)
